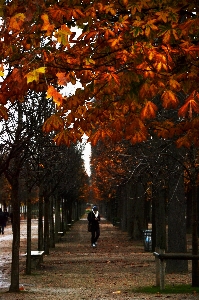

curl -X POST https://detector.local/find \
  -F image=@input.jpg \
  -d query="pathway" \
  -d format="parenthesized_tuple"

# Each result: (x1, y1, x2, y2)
(0, 216, 195, 299)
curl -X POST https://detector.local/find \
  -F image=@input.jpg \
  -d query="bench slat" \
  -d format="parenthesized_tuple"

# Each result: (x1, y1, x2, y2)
(153, 252, 199, 260)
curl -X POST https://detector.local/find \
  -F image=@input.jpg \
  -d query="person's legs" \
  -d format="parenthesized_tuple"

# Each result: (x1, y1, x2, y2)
(91, 230, 95, 246)
(94, 228, 100, 244)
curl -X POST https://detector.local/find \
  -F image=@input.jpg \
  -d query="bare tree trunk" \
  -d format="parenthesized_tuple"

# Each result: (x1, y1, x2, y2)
(155, 183, 167, 250)
(166, 169, 187, 273)
(26, 193, 32, 274)
(55, 196, 61, 243)
(49, 196, 55, 248)
(44, 194, 50, 254)
(38, 185, 43, 251)
(192, 184, 199, 286)
(9, 102, 23, 292)
(9, 177, 20, 292)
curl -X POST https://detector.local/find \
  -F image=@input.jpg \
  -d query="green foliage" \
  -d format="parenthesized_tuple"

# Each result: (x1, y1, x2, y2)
(133, 284, 199, 294)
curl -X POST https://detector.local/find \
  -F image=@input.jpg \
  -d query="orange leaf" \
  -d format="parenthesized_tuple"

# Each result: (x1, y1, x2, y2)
(169, 79, 181, 90)
(178, 99, 199, 119)
(88, 130, 101, 146)
(55, 25, 71, 46)
(130, 131, 147, 145)
(0, 105, 8, 120)
(162, 30, 171, 44)
(139, 82, 150, 99)
(0, 64, 4, 76)
(141, 101, 157, 120)
(56, 72, 68, 85)
(41, 14, 54, 35)
(161, 90, 179, 109)
(46, 86, 63, 107)
(176, 135, 191, 148)
(43, 114, 64, 133)
(54, 130, 71, 146)
(9, 13, 25, 31)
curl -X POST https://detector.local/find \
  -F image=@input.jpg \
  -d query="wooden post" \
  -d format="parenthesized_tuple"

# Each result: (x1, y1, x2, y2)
(159, 257, 165, 290)
(155, 247, 160, 287)
(160, 249, 165, 290)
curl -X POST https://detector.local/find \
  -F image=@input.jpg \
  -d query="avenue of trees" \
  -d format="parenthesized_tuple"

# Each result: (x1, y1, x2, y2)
(0, 90, 89, 290)
(1, 0, 199, 291)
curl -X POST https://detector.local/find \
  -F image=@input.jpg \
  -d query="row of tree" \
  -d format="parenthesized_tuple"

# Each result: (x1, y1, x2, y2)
(0, 91, 89, 291)
(90, 131, 199, 283)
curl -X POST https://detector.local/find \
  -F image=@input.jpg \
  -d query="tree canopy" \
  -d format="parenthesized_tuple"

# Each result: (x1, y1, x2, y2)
(0, 0, 199, 147)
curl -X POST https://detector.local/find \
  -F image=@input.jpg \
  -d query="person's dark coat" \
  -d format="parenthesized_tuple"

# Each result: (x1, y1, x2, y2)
(87, 210, 100, 230)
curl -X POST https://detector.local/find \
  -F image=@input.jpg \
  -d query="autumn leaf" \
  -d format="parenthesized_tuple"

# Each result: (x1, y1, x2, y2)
(176, 135, 191, 148)
(56, 72, 68, 85)
(141, 101, 158, 120)
(0, 0, 4, 17)
(0, 105, 8, 120)
(169, 78, 181, 91)
(55, 25, 71, 46)
(156, 11, 168, 23)
(8, 13, 25, 31)
(43, 114, 64, 133)
(178, 91, 199, 118)
(130, 131, 147, 145)
(41, 14, 54, 35)
(0, 64, 4, 76)
(161, 90, 179, 109)
(54, 130, 71, 146)
(139, 82, 150, 99)
(88, 130, 101, 146)
(25, 67, 46, 83)
(161, 30, 171, 44)
(48, 4, 67, 23)
(104, 4, 116, 15)
(46, 86, 63, 107)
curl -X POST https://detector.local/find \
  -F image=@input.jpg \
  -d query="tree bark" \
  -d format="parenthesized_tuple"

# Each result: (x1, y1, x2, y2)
(166, 169, 188, 273)
(155, 183, 166, 250)
(9, 177, 20, 292)
(44, 194, 50, 254)
(55, 196, 61, 243)
(38, 185, 44, 251)
(26, 193, 32, 274)
(192, 184, 199, 286)
(49, 196, 55, 248)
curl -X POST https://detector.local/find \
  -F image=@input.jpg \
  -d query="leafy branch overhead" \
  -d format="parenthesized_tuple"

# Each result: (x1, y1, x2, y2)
(0, 0, 199, 147)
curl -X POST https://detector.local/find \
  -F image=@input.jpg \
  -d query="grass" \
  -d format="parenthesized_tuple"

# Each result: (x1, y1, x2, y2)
(133, 284, 199, 294)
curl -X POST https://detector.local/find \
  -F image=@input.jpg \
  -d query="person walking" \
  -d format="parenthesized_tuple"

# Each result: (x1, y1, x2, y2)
(87, 206, 100, 247)
(0, 208, 6, 234)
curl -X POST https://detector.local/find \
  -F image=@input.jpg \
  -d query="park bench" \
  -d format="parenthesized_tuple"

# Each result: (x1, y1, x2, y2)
(25, 250, 45, 268)
(153, 251, 199, 290)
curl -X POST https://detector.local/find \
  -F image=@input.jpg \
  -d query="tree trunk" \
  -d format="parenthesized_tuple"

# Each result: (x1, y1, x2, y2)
(192, 184, 199, 286)
(44, 194, 50, 254)
(9, 178, 20, 292)
(155, 184, 166, 250)
(131, 180, 145, 240)
(166, 170, 188, 273)
(38, 185, 43, 251)
(49, 196, 55, 248)
(55, 196, 61, 242)
(26, 193, 32, 274)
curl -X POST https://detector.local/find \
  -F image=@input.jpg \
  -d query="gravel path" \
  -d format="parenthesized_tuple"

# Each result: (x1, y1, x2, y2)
(0, 216, 197, 299)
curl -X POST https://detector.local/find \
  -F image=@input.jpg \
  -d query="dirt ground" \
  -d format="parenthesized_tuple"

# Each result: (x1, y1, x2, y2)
(0, 215, 198, 300)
